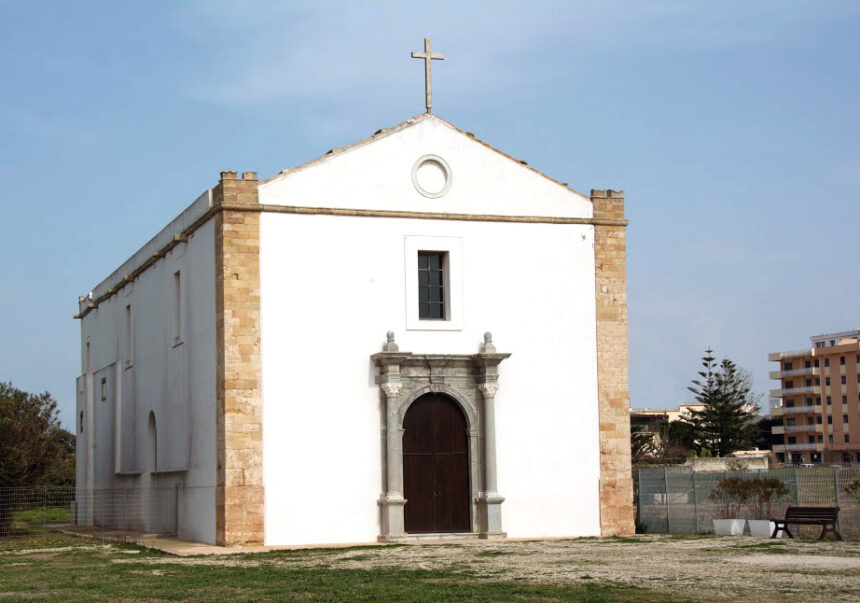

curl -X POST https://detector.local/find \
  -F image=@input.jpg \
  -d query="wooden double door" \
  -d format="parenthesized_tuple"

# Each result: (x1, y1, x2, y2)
(403, 394, 471, 533)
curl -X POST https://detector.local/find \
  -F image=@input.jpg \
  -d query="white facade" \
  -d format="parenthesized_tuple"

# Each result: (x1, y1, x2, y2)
(76, 115, 609, 545)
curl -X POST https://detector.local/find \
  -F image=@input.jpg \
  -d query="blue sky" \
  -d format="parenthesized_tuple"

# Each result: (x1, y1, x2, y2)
(1, 1, 858, 428)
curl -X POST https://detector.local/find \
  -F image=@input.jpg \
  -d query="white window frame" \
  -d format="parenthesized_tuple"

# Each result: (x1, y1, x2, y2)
(404, 235, 463, 331)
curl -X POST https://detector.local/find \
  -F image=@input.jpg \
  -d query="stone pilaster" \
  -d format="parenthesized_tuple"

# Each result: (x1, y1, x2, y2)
(214, 170, 264, 545)
(592, 189, 635, 536)
(375, 332, 410, 540)
(473, 333, 506, 537)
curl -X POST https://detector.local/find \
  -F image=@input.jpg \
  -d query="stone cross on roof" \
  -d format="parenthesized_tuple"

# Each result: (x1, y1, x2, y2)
(411, 37, 445, 114)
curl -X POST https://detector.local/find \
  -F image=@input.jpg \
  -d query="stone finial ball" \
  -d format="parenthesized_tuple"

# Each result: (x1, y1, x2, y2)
(386, 331, 395, 342)
(484, 331, 493, 343)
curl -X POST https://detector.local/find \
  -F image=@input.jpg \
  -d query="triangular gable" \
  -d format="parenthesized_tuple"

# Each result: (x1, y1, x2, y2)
(259, 114, 592, 219)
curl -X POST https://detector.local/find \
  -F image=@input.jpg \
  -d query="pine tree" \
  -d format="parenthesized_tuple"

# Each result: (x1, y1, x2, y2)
(684, 349, 759, 457)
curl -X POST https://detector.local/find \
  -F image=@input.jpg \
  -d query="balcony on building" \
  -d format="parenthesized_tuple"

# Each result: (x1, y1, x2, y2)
(770, 404, 816, 416)
(769, 385, 820, 398)
(768, 367, 820, 379)
(784, 443, 824, 452)
(771, 424, 823, 435)
(768, 349, 812, 362)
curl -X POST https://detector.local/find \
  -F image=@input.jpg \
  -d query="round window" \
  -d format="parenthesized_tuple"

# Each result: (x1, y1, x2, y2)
(412, 155, 452, 199)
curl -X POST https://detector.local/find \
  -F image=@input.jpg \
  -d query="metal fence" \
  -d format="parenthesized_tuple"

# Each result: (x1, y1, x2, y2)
(637, 466, 860, 539)
(0, 485, 180, 550)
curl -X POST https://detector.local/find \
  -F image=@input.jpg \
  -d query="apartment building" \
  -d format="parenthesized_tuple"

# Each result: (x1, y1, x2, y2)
(629, 403, 707, 436)
(770, 329, 860, 464)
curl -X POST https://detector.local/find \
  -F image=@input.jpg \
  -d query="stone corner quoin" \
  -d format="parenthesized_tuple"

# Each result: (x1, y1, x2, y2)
(591, 189, 634, 537)
(213, 170, 265, 546)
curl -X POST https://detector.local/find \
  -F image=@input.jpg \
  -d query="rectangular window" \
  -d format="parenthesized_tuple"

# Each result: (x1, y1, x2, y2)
(417, 251, 446, 320)
(784, 362, 793, 371)
(814, 359, 820, 367)
(124, 304, 133, 367)
(818, 436, 823, 443)
(807, 417, 814, 425)
(840, 356, 846, 366)
(843, 395, 848, 404)
(825, 358, 830, 367)
(806, 379, 812, 387)
(826, 377, 831, 386)
(829, 435, 834, 444)
(841, 376, 847, 385)
(804, 360, 811, 369)
(807, 436, 815, 444)
(787, 436, 797, 445)
(828, 416, 833, 424)
(827, 396, 832, 405)
(404, 236, 463, 331)
(817, 416, 822, 424)
(100, 377, 107, 401)
(786, 418, 796, 426)
(844, 414, 849, 423)
(173, 271, 182, 345)
(845, 434, 850, 443)
(806, 397, 812, 405)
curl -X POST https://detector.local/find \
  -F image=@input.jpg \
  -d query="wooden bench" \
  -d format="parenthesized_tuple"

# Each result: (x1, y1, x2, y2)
(770, 506, 842, 540)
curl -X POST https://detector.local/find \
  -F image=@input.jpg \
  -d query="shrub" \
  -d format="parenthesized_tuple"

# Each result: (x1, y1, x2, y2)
(709, 477, 751, 518)
(845, 478, 860, 507)
(748, 477, 789, 520)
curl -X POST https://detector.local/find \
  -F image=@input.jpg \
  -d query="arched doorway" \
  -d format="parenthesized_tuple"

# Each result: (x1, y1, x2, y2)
(403, 393, 470, 533)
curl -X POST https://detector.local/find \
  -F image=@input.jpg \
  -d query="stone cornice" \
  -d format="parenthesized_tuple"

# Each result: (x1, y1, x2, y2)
(74, 205, 220, 320)
(76, 201, 627, 319)
(242, 203, 629, 227)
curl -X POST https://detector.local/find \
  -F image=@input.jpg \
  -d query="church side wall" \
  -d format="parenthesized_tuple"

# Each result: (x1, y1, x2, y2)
(259, 213, 601, 545)
(76, 219, 218, 543)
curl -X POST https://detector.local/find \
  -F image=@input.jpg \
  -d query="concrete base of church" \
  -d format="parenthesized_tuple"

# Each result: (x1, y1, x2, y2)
(379, 531, 507, 543)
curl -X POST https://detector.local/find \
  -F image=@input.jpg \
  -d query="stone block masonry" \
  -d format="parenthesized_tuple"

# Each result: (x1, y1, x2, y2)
(591, 189, 635, 536)
(214, 170, 264, 545)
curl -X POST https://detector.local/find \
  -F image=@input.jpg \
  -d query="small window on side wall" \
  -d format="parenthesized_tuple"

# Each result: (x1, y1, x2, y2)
(173, 271, 182, 345)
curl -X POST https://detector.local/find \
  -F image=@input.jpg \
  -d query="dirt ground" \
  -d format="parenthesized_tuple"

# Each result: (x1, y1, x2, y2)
(106, 534, 860, 602)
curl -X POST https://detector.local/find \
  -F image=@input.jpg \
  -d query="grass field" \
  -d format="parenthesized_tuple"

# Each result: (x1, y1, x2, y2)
(0, 543, 677, 602)
(1, 535, 859, 601)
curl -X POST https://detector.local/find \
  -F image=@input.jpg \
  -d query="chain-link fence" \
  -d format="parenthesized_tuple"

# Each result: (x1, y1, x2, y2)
(0, 485, 183, 550)
(637, 466, 860, 539)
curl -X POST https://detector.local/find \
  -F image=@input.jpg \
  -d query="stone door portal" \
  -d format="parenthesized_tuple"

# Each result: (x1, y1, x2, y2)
(403, 394, 470, 533)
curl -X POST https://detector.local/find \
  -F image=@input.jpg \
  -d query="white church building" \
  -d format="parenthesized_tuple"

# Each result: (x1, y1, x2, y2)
(75, 112, 634, 546)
